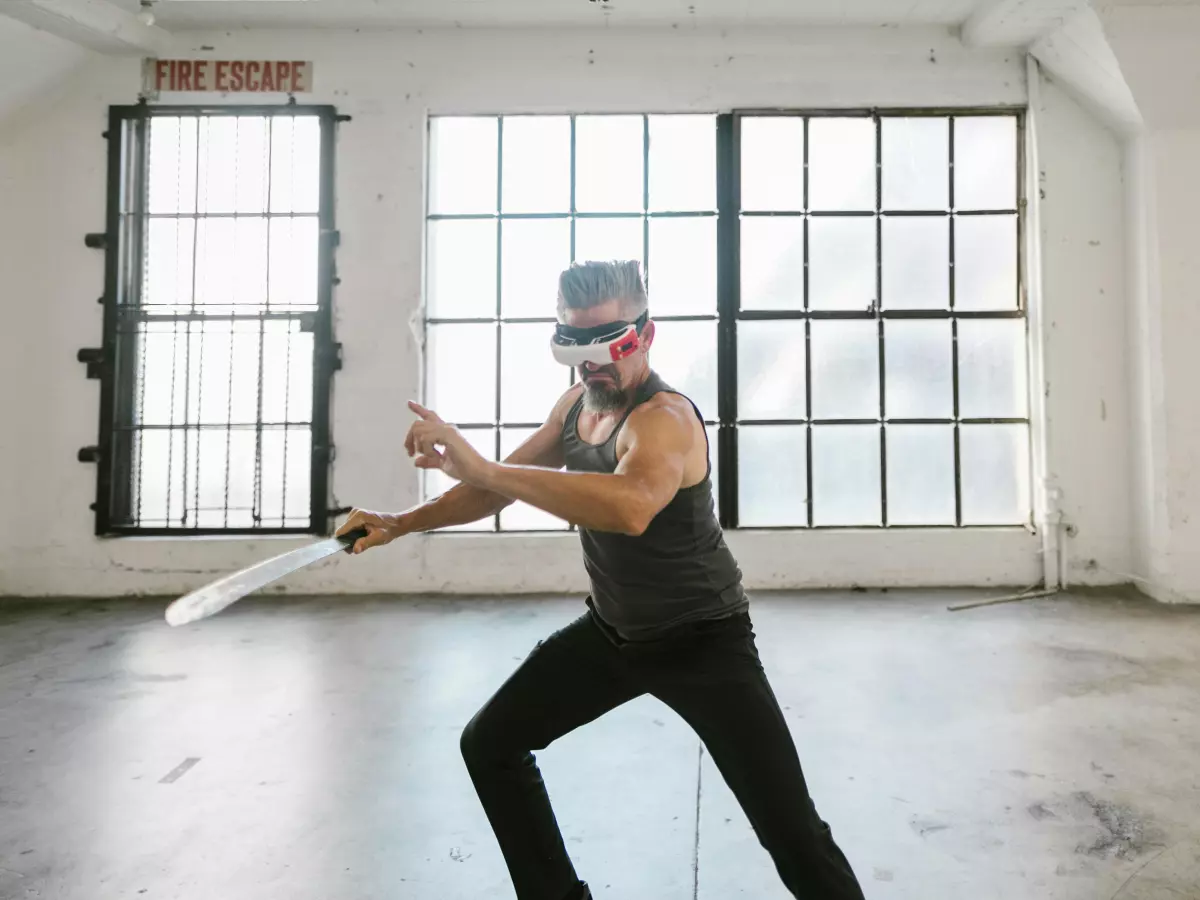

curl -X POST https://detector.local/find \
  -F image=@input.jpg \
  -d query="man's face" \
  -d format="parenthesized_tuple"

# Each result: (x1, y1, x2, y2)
(559, 298, 654, 412)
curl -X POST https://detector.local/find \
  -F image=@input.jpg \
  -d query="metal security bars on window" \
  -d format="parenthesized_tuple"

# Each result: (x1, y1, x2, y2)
(89, 106, 340, 535)
(424, 109, 1029, 532)
(425, 115, 720, 532)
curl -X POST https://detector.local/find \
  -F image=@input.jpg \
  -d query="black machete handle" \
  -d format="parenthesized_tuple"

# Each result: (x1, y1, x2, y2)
(336, 526, 371, 551)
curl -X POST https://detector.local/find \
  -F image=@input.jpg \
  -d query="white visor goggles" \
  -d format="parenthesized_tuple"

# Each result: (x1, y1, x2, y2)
(550, 311, 649, 367)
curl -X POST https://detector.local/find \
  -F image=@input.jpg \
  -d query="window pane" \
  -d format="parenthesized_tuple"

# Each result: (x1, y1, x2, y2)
(955, 214, 1017, 310)
(429, 117, 497, 215)
(427, 324, 497, 423)
(502, 116, 570, 213)
(426, 427, 497, 531)
(738, 321, 806, 421)
(427, 219, 497, 319)
(574, 217, 644, 266)
(145, 218, 196, 310)
(268, 216, 319, 310)
(259, 427, 311, 527)
(884, 320, 953, 419)
(741, 117, 804, 211)
(705, 424, 718, 511)
(649, 115, 715, 211)
(812, 425, 881, 526)
(810, 321, 879, 420)
(261, 322, 313, 425)
(958, 319, 1028, 419)
(501, 219, 569, 319)
(148, 117, 198, 214)
(576, 115, 644, 213)
(501, 324, 571, 424)
(500, 428, 570, 531)
(809, 118, 876, 211)
(882, 216, 948, 310)
(195, 217, 268, 312)
(648, 217, 716, 315)
(882, 117, 948, 211)
(740, 217, 804, 311)
(809, 216, 876, 311)
(133, 429, 185, 527)
(197, 116, 271, 214)
(270, 116, 320, 214)
(961, 424, 1030, 525)
(886, 425, 955, 525)
(739, 425, 807, 527)
(224, 429, 257, 527)
(652, 320, 717, 421)
(955, 116, 1017, 211)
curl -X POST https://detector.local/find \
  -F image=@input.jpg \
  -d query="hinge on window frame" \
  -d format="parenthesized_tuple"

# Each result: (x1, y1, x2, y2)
(77, 347, 106, 379)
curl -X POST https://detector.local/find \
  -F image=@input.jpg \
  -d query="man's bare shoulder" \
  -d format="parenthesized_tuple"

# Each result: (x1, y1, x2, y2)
(548, 383, 586, 425)
(625, 391, 696, 441)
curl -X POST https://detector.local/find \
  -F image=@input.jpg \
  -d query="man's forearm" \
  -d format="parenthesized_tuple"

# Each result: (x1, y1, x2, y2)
(397, 482, 511, 533)
(479, 463, 646, 535)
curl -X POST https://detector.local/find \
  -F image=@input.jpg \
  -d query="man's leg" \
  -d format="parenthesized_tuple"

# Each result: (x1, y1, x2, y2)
(461, 613, 642, 900)
(645, 615, 866, 900)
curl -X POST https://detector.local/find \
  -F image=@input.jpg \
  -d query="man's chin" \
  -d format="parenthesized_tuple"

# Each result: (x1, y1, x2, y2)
(582, 382, 627, 413)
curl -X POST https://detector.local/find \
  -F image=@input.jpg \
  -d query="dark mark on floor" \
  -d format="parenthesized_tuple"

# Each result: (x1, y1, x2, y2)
(1076, 792, 1163, 860)
(873, 868, 894, 882)
(159, 757, 201, 784)
(1028, 802, 1057, 821)
(910, 818, 950, 838)
(448, 847, 470, 862)
(87, 638, 116, 651)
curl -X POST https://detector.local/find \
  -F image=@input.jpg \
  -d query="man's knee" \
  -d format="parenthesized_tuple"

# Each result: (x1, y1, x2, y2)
(459, 711, 489, 768)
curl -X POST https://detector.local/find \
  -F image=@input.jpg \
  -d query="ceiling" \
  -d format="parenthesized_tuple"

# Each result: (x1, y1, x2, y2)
(110, 0, 990, 29)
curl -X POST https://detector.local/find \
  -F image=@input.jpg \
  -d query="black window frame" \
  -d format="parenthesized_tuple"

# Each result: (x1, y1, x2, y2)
(86, 103, 342, 537)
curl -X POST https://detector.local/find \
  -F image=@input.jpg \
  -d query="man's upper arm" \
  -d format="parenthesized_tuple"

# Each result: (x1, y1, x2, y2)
(498, 385, 582, 470)
(614, 399, 695, 525)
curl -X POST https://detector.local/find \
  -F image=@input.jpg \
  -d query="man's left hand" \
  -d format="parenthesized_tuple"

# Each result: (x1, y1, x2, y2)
(405, 401, 495, 487)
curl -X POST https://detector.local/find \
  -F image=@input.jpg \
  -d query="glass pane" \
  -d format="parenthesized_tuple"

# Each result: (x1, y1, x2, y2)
(955, 116, 1017, 211)
(425, 427, 497, 532)
(502, 116, 570, 213)
(133, 429, 185, 527)
(427, 324, 497, 423)
(648, 217, 716, 315)
(812, 425, 881, 526)
(194, 217, 268, 311)
(738, 321, 806, 421)
(886, 425, 955, 525)
(882, 216, 949, 310)
(427, 219, 497, 319)
(809, 118, 876, 211)
(137, 323, 188, 426)
(500, 428, 570, 531)
(961, 424, 1030, 525)
(197, 116, 271, 214)
(193, 429, 230, 528)
(501, 324, 571, 424)
(259, 428, 310, 526)
(881, 117, 949, 211)
(954, 214, 1017, 310)
(740, 117, 804, 212)
(740, 217, 804, 310)
(502, 219, 569, 319)
(269, 116, 321, 214)
(148, 117, 198, 214)
(649, 115, 715, 211)
(145, 218, 196, 310)
(224, 429, 257, 527)
(261, 322, 313, 424)
(574, 217, 644, 266)
(268, 216, 319, 309)
(739, 425, 807, 527)
(651, 320, 717, 421)
(810, 321, 879, 420)
(576, 115, 644, 213)
(884, 320, 953, 419)
(958, 319, 1028, 419)
(429, 117, 497, 215)
(809, 216, 876, 311)
(705, 424, 718, 509)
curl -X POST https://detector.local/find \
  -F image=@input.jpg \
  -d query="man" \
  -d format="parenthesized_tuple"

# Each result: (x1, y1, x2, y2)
(338, 260, 865, 900)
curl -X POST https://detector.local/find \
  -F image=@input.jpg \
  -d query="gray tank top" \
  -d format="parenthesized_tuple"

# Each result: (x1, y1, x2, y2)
(561, 371, 748, 641)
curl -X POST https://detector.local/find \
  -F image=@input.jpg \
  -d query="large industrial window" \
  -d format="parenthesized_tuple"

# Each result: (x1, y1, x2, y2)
(424, 110, 1029, 531)
(85, 106, 341, 535)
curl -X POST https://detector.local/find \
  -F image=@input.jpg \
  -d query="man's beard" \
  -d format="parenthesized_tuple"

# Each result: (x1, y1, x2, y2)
(581, 369, 628, 413)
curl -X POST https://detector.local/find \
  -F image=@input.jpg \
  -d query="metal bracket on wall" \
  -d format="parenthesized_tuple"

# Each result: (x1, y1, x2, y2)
(84, 233, 107, 249)
(321, 342, 343, 371)
(77, 347, 106, 380)
(77, 446, 101, 464)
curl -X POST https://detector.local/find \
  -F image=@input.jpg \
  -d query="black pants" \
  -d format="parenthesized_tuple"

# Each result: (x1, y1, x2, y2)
(459, 606, 866, 900)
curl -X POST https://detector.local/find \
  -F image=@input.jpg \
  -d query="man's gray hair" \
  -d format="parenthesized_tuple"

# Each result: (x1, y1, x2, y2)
(557, 260, 648, 319)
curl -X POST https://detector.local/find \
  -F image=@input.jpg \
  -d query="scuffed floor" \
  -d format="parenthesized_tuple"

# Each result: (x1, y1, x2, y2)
(1, 590, 1198, 899)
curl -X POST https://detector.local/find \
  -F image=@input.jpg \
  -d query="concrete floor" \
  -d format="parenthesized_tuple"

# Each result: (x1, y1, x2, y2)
(1, 590, 1199, 900)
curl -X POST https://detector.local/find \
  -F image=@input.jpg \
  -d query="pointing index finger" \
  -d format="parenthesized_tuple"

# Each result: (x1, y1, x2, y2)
(408, 400, 443, 423)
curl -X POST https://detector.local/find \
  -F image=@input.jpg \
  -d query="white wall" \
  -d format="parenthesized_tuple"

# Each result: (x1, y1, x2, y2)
(0, 25, 1133, 597)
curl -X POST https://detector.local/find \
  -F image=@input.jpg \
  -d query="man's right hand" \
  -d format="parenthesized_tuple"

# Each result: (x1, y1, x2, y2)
(336, 509, 406, 554)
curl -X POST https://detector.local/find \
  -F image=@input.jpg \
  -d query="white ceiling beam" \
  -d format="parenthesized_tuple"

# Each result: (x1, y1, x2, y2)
(0, 0, 172, 55)
(961, 0, 1091, 48)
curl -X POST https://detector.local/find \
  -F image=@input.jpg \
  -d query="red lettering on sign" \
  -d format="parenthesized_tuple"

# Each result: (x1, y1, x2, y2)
(155, 60, 169, 92)
(246, 61, 261, 91)
(179, 60, 193, 91)
(215, 61, 230, 92)
(261, 62, 275, 92)
(293, 61, 306, 90)
(276, 62, 291, 91)
(230, 61, 245, 91)
(193, 61, 209, 91)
